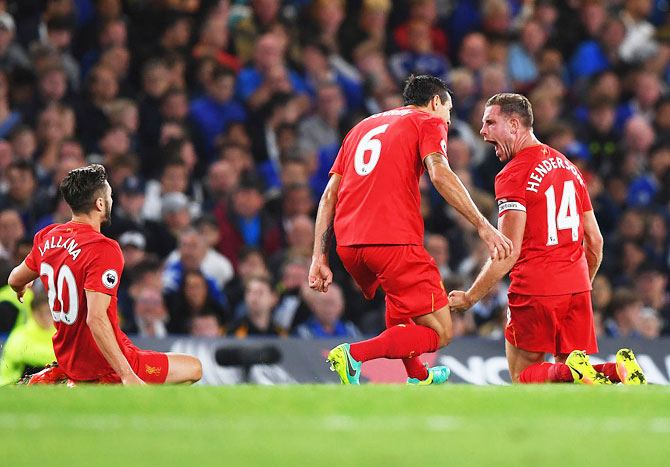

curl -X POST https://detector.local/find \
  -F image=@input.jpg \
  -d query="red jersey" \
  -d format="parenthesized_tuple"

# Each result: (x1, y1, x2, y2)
(330, 107, 448, 246)
(25, 221, 130, 381)
(495, 144, 593, 296)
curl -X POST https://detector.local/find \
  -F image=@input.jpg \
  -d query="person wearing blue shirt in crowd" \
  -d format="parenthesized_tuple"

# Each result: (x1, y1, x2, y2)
(189, 65, 246, 163)
(295, 284, 360, 339)
(162, 228, 228, 308)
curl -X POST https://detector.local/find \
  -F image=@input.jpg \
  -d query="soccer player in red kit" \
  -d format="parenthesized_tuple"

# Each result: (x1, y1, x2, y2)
(449, 93, 646, 385)
(8, 165, 202, 385)
(309, 75, 513, 385)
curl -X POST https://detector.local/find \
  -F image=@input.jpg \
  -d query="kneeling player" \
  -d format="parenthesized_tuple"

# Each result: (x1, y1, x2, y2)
(449, 93, 645, 385)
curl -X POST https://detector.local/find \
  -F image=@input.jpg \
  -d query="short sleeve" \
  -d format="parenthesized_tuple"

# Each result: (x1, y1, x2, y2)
(418, 117, 448, 161)
(329, 145, 345, 176)
(84, 241, 124, 296)
(578, 171, 593, 212)
(24, 233, 41, 272)
(495, 164, 528, 217)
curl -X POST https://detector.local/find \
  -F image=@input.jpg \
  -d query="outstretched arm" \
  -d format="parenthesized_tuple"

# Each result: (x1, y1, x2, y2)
(449, 210, 525, 312)
(8, 261, 39, 303)
(85, 290, 145, 385)
(309, 174, 342, 293)
(424, 153, 513, 260)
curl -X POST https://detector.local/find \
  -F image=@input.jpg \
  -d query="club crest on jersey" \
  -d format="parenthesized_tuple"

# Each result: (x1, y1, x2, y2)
(102, 269, 119, 289)
(440, 139, 447, 156)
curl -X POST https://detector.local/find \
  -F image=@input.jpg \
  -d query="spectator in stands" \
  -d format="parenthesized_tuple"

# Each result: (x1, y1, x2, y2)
(579, 95, 621, 175)
(203, 159, 239, 212)
(272, 256, 311, 332)
(0, 12, 30, 73)
(164, 226, 234, 295)
(653, 96, 670, 135)
(389, 18, 450, 84)
(107, 99, 140, 154)
(628, 143, 670, 207)
(622, 115, 656, 178)
(269, 214, 314, 275)
(138, 59, 171, 176)
(0, 161, 40, 232)
(80, 16, 127, 78)
(190, 65, 246, 162)
(0, 208, 24, 266)
(643, 209, 670, 270)
(296, 283, 360, 339)
(507, 18, 548, 90)
(229, 275, 286, 338)
(0, 287, 55, 385)
(300, 0, 346, 56)
(236, 32, 309, 114)
(214, 173, 282, 269)
(192, 12, 241, 73)
(118, 230, 147, 270)
(340, 0, 392, 63)
(42, 15, 79, 90)
(76, 65, 118, 152)
(297, 82, 345, 161)
(569, 15, 626, 83)
(147, 191, 192, 259)
(606, 288, 644, 338)
(393, 0, 448, 56)
(166, 269, 230, 335)
(132, 286, 168, 338)
(143, 156, 201, 221)
(634, 264, 670, 335)
(619, 0, 658, 63)
(424, 232, 452, 280)
(231, 0, 290, 64)
(190, 312, 224, 337)
(119, 256, 163, 334)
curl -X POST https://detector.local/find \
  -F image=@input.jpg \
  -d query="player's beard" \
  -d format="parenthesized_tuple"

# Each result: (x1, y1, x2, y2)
(102, 199, 112, 228)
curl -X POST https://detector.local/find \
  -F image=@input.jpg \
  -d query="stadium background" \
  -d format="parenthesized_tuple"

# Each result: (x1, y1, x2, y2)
(0, 0, 669, 386)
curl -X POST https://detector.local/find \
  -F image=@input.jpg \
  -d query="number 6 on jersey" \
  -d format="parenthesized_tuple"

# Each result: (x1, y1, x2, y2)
(545, 180, 579, 246)
(354, 124, 389, 176)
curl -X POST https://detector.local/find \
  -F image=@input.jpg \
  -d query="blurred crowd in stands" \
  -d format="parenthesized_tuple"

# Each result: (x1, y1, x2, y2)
(0, 0, 668, 343)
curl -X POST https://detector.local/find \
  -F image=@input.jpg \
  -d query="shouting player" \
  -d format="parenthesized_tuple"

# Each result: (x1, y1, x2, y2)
(449, 93, 646, 385)
(8, 165, 202, 385)
(309, 75, 513, 385)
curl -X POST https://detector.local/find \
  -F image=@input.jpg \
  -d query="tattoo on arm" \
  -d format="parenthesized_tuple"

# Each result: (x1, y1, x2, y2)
(423, 153, 448, 170)
(320, 219, 334, 254)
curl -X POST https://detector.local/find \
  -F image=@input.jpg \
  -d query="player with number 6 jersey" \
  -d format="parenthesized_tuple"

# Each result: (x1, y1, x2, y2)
(448, 93, 646, 386)
(309, 75, 513, 385)
(8, 165, 202, 385)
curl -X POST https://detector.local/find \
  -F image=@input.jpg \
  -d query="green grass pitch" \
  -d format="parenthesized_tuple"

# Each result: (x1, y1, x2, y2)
(1, 384, 668, 466)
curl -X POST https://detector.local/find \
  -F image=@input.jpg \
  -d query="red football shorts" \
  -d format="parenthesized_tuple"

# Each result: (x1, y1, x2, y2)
(505, 291, 598, 355)
(89, 349, 169, 384)
(337, 244, 448, 320)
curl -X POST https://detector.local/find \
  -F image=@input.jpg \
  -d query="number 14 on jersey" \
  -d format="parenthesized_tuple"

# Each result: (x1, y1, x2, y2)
(544, 180, 579, 246)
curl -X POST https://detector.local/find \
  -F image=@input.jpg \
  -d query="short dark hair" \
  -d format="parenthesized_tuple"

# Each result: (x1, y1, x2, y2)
(59, 164, 108, 214)
(485, 93, 534, 128)
(402, 74, 451, 107)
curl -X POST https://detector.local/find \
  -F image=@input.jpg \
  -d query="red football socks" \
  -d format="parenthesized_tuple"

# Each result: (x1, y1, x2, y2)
(349, 324, 440, 363)
(593, 363, 620, 383)
(385, 317, 429, 380)
(519, 362, 573, 383)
